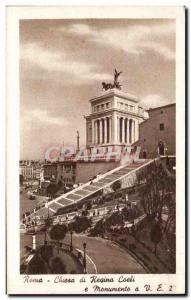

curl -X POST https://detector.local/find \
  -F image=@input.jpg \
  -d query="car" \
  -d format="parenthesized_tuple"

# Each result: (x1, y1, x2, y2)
(29, 194, 36, 200)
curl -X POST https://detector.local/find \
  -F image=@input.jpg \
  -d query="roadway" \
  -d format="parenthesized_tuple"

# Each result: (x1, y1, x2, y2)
(20, 232, 146, 274)
(64, 233, 146, 274)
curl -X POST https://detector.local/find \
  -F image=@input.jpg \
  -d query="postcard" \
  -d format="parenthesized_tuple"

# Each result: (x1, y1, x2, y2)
(6, 6, 186, 295)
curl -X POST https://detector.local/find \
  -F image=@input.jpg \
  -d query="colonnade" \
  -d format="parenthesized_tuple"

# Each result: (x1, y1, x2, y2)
(92, 117, 112, 144)
(118, 116, 136, 144)
(92, 115, 137, 145)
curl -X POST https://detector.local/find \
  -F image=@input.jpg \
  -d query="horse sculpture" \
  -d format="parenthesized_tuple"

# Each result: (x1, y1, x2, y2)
(102, 69, 122, 91)
(102, 82, 114, 91)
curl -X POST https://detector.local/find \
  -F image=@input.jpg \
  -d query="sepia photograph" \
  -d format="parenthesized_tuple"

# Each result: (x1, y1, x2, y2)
(6, 6, 185, 295)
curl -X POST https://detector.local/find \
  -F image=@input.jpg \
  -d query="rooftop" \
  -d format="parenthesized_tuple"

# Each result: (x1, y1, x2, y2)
(147, 103, 176, 112)
(89, 88, 139, 104)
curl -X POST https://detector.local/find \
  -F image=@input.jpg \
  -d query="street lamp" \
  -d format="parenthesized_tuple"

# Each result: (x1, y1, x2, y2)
(44, 201, 50, 245)
(70, 231, 73, 251)
(83, 242, 87, 274)
(125, 192, 128, 208)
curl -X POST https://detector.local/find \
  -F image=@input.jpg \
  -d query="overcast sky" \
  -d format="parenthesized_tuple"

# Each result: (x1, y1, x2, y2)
(20, 19, 175, 160)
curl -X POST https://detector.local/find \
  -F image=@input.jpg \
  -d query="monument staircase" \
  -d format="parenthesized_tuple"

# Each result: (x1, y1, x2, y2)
(27, 158, 155, 222)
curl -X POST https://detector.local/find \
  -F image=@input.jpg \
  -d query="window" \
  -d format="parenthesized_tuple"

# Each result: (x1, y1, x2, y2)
(160, 110, 163, 114)
(97, 105, 100, 111)
(101, 104, 104, 110)
(106, 102, 109, 109)
(160, 123, 164, 131)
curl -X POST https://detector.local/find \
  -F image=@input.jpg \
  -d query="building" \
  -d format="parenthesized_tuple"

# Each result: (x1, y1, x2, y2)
(19, 165, 36, 180)
(42, 161, 77, 186)
(43, 162, 58, 181)
(19, 160, 44, 181)
(133, 103, 176, 158)
(85, 88, 147, 152)
(57, 161, 76, 186)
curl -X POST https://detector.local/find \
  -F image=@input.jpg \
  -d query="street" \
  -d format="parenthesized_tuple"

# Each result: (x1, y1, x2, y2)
(64, 233, 146, 274)
(20, 189, 47, 219)
(20, 231, 146, 274)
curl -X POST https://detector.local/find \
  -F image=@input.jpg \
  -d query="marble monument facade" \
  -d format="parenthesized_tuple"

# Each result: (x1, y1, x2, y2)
(85, 89, 147, 150)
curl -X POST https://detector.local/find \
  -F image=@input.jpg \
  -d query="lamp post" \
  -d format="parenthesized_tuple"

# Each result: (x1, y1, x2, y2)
(125, 192, 128, 208)
(83, 242, 87, 274)
(33, 208, 37, 233)
(70, 231, 73, 251)
(44, 201, 50, 245)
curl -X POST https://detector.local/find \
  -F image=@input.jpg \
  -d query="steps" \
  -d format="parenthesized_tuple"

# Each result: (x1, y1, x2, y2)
(27, 159, 153, 222)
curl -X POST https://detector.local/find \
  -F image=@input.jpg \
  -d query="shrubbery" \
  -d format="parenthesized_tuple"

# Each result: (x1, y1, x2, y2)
(70, 216, 92, 233)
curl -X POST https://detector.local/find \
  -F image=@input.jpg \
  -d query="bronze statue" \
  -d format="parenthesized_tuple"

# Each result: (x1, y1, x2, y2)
(102, 69, 122, 91)
(114, 68, 122, 84)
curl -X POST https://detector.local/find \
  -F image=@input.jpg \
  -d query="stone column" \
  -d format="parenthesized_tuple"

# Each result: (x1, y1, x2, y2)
(113, 113, 118, 144)
(126, 119, 129, 144)
(108, 117, 110, 143)
(135, 119, 139, 141)
(104, 118, 107, 144)
(100, 119, 103, 145)
(94, 120, 97, 144)
(129, 119, 132, 144)
(132, 120, 135, 143)
(92, 119, 94, 144)
(124, 118, 127, 143)
(109, 116, 112, 143)
(117, 116, 120, 143)
(97, 119, 100, 144)
(122, 117, 125, 143)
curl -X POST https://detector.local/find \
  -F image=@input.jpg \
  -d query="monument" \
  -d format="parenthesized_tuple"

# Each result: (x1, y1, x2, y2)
(85, 70, 147, 152)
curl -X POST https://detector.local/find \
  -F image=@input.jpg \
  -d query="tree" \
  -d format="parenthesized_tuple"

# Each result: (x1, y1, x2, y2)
(46, 183, 58, 199)
(51, 257, 67, 274)
(86, 202, 92, 210)
(71, 216, 92, 233)
(49, 224, 68, 253)
(28, 254, 47, 274)
(105, 211, 124, 228)
(137, 161, 175, 220)
(89, 219, 105, 237)
(112, 180, 122, 192)
(150, 221, 162, 256)
(40, 245, 53, 264)
(44, 217, 53, 229)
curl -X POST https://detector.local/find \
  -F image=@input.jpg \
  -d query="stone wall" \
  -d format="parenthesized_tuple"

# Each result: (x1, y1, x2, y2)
(75, 161, 120, 183)
(133, 104, 175, 158)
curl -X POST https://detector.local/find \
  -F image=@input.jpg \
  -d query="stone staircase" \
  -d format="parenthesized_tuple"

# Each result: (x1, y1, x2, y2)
(26, 159, 153, 222)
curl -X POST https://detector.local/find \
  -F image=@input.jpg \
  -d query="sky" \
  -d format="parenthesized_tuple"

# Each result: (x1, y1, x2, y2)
(20, 19, 175, 160)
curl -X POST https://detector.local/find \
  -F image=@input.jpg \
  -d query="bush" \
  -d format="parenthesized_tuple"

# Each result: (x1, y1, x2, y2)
(119, 238, 126, 243)
(39, 245, 53, 263)
(71, 216, 91, 233)
(128, 243, 136, 251)
(105, 212, 123, 228)
(112, 180, 122, 192)
(28, 255, 47, 274)
(51, 257, 66, 274)
(49, 224, 68, 242)
(86, 202, 92, 210)
(89, 220, 104, 237)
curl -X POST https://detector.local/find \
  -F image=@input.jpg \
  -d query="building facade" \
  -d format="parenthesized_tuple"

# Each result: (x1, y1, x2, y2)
(85, 88, 147, 151)
(57, 161, 76, 186)
(19, 165, 36, 180)
(133, 103, 176, 158)
(43, 163, 58, 181)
